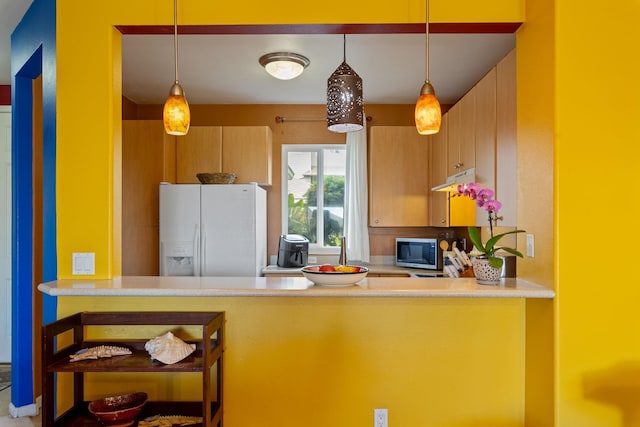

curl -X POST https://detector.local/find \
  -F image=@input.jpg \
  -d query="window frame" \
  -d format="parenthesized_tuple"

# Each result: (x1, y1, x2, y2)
(281, 144, 346, 255)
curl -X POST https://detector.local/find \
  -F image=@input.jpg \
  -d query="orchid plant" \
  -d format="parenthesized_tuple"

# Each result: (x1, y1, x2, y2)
(453, 183, 525, 269)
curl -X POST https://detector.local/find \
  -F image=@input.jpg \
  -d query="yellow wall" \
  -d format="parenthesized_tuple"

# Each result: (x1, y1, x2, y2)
(56, 296, 526, 426)
(55, 0, 525, 279)
(553, 0, 640, 426)
(53, 0, 597, 425)
(515, 0, 556, 424)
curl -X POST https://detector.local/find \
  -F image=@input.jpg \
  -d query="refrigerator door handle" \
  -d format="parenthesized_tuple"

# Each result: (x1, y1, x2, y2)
(201, 223, 206, 275)
(194, 224, 201, 276)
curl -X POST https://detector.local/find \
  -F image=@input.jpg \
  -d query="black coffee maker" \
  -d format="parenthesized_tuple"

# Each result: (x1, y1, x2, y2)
(277, 234, 309, 268)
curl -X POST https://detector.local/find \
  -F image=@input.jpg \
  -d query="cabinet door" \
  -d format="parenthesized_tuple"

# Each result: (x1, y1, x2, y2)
(222, 126, 272, 185)
(458, 89, 476, 174)
(496, 49, 517, 226)
(176, 126, 223, 183)
(122, 120, 168, 275)
(429, 114, 449, 227)
(369, 126, 430, 227)
(447, 90, 475, 176)
(447, 102, 462, 176)
(474, 67, 497, 226)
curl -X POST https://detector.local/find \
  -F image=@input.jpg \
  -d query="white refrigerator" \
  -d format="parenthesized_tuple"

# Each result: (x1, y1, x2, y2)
(159, 183, 267, 276)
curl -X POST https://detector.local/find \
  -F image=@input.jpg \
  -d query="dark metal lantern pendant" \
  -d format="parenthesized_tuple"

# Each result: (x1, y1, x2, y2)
(327, 61, 364, 133)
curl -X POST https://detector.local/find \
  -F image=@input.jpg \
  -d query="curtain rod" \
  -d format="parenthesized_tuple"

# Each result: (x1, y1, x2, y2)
(275, 115, 372, 123)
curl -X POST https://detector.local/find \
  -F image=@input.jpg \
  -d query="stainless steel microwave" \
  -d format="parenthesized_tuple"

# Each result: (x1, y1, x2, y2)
(395, 238, 439, 270)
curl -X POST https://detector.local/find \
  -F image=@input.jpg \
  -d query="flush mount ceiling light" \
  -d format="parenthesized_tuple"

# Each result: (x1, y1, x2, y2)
(414, 0, 442, 135)
(259, 52, 310, 80)
(163, 0, 190, 136)
(326, 35, 364, 133)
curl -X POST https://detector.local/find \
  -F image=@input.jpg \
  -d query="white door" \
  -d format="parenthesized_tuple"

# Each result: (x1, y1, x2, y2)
(0, 107, 11, 363)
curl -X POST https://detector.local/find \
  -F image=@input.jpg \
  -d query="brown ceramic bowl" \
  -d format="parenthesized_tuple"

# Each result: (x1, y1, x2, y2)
(88, 392, 147, 426)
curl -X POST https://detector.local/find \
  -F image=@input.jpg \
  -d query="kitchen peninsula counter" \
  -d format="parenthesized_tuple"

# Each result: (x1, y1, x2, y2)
(39, 275, 553, 425)
(38, 276, 554, 298)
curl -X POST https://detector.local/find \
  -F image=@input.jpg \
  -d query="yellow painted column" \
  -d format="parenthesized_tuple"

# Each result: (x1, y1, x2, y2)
(553, 0, 640, 425)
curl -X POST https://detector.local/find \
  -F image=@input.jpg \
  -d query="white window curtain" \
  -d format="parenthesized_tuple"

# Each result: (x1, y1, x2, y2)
(344, 125, 370, 263)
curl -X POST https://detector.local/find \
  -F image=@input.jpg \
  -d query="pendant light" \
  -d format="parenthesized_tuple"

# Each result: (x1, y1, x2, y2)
(327, 35, 364, 133)
(163, 0, 190, 136)
(414, 0, 441, 135)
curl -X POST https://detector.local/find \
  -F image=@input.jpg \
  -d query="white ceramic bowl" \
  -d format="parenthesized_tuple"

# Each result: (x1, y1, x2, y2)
(301, 265, 369, 287)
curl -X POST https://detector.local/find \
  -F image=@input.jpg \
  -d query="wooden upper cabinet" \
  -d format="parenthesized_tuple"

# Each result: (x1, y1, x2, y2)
(369, 126, 430, 227)
(496, 49, 517, 227)
(176, 126, 223, 183)
(429, 115, 450, 227)
(222, 126, 273, 185)
(447, 89, 476, 176)
(474, 67, 497, 226)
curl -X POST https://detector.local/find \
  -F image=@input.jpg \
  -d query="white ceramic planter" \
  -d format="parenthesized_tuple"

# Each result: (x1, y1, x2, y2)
(471, 257, 502, 285)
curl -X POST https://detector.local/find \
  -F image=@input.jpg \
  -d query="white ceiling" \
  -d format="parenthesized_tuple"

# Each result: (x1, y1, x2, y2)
(123, 33, 515, 105)
(1, 0, 515, 106)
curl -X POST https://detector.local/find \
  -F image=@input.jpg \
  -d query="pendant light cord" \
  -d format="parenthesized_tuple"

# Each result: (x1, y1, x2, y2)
(425, 0, 430, 83)
(343, 34, 346, 62)
(173, 0, 179, 83)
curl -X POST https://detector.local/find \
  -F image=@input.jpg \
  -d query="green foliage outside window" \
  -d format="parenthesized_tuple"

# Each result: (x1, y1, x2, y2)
(287, 176, 345, 246)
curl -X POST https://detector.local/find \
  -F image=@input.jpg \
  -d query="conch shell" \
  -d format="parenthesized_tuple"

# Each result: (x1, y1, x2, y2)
(144, 331, 196, 364)
(70, 345, 132, 362)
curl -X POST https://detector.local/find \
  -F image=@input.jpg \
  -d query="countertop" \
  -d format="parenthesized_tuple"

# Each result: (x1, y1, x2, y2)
(38, 276, 554, 298)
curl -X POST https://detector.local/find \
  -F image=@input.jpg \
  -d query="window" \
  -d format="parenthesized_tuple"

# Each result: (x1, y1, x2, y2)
(282, 144, 346, 253)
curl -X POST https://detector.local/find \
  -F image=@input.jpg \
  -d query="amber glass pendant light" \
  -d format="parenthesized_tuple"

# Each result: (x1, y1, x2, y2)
(414, 0, 441, 135)
(163, 0, 190, 135)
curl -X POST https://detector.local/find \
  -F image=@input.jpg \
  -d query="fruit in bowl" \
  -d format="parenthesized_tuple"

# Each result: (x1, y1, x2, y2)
(301, 265, 369, 286)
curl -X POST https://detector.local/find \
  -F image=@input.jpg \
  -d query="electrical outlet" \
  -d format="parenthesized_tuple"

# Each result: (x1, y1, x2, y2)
(374, 408, 388, 427)
(526, 234, 535, 258)
(72, 252, 95, 275)
(308, 256, 317, 264)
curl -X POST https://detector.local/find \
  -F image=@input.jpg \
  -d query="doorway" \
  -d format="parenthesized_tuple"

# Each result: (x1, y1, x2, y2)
(0, 106, 11, 364)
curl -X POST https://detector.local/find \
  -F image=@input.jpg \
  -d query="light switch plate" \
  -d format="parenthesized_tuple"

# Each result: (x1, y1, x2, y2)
(72, 252, 95, 275)
(526, 234, 535, 258)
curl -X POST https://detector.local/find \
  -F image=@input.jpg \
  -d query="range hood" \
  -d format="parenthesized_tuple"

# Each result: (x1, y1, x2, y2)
(431, 167, 476, 192)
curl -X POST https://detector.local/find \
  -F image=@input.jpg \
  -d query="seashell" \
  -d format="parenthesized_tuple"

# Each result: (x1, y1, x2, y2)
(70, 345, 132, 362)
(144, 331, 196, 364)
(139, 415, 202, 427)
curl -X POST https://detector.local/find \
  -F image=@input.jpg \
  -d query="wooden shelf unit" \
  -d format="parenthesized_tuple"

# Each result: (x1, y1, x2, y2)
(42, 312, 225, 427)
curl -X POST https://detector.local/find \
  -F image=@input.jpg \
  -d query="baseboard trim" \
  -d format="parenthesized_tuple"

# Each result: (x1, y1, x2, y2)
(8, 395, 41, 418)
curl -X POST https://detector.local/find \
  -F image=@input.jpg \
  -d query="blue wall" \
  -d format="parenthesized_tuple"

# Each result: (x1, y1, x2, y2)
(11, 0, 57, 410)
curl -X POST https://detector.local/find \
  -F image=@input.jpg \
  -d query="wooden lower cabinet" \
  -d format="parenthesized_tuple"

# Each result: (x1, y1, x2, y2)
(368, 273, 411, 278)
(42, 312, 225, 427)
(369, 126, 430, 227)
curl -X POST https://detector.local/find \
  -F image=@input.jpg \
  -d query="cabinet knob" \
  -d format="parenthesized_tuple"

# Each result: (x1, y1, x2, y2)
(374, 219, 379, 224)
(441, 219, 446, 224)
